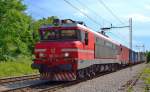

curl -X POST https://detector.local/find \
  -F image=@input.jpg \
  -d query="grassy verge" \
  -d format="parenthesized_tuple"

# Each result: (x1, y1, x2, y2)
(0, 56, 38, 78)
(127, 63, 150, 92)
(142, 63, 150, 91)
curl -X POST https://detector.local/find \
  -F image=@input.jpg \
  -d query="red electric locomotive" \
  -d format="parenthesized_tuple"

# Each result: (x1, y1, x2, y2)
(31, 19, 143, 81)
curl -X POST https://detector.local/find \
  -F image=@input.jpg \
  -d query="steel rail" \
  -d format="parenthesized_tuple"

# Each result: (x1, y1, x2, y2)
(0, 74, 40, 84)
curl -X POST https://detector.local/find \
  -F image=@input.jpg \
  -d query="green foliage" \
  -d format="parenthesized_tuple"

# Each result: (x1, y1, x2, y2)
(0, 0, 58, 61)
(0, 0, 32, 61)
(146, 52, 150, 63)
(142, 65, 150, 91)
(0, 0, 26, 21)
(0, 56, 38, 77)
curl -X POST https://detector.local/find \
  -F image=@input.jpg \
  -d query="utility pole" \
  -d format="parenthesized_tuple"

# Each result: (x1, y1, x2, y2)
(129, 18, 132, 50)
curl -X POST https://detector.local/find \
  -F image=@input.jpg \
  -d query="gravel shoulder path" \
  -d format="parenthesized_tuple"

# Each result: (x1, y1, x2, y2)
(132, 64, 150, 92)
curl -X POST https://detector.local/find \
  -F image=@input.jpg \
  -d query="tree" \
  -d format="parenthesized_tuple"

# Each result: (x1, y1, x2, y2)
(146, 51, 150, 63)
(0, 0, 58, 61)
(0, 0, 33, 61)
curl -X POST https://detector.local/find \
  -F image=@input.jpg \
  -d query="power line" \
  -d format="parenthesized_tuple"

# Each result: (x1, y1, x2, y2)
(96, 0, 129, 44)
(27, 2, 52, 17)
(97, 0, 125, 25)
(101, 25, 130, 45)
(63, 0, 129, 45)
(75, 0, 112, 24)
(63, 0, 102, 27)
(110, 25, 129, 41)
(112, 30, 129, 41)
(108, 32, 129, 45)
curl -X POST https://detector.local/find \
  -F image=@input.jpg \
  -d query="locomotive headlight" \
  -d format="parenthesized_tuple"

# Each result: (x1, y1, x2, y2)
(39, 53, 45, 58)
(64, 52, 69, 57)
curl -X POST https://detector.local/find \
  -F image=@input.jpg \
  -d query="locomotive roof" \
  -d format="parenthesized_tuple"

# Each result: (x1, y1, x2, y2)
(40, 23, 81, 29)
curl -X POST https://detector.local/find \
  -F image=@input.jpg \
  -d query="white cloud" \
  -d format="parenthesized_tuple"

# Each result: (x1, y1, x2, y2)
(125, 13, 150, 22)
(144, 4, 150, 10)
(73, 9, 89, 18)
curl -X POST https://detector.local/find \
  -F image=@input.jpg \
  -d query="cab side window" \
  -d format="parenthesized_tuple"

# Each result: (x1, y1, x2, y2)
(85, 32, 88, 45)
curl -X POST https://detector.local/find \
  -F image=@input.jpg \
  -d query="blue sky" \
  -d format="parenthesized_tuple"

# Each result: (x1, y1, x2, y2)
(24, 0, 150, 51)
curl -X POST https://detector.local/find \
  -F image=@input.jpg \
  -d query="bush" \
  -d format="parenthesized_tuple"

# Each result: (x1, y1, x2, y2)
(146, 52, 150, 63)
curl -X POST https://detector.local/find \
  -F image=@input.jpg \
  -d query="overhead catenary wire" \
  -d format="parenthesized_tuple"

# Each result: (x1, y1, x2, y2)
(75, 0, 129, 44)
(103, 28, 129, 44)
(26, 2, 53, 18)
(109, 28, 129, 42)
(97, 0, 125, 25)
(108, 32, 129, 45)
(63, 0, 129, 45)
(95, 0, 129, 43)
(63, 0, 102, 27)
(75, 0, 112, 24)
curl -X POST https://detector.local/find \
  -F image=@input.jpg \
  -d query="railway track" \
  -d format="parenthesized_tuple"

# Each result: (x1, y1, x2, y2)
(1, 80, 50, 92)
(0, 74, 48, 92)
(0, 74, 40, 84)
(0, 70, 112, 92)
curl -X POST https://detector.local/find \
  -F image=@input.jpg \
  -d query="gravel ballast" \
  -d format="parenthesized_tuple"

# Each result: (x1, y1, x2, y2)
(57, 63, 146, 92)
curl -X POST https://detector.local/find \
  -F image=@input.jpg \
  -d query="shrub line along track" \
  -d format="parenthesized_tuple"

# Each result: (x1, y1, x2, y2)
(0, 74, 40, 84)
(0, 63, 144, 92)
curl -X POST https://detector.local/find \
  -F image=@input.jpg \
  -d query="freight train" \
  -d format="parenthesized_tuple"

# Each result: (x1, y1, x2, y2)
(31, 19, 145, 81)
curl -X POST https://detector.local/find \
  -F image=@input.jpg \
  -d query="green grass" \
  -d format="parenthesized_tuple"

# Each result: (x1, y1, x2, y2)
(0, 56, 38, 78)
(127, 63, 150, 92)
(143, 68, 150, 84)
(127, 87, 133, 92)
(142, 63, 150, 91)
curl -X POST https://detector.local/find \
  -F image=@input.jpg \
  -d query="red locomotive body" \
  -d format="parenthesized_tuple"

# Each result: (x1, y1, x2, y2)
(119, 45, 130, 65)
(31, 19, 144, 81)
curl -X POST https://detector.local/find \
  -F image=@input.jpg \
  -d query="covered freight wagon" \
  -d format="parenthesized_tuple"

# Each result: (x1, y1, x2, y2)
(138, 52, 145, 62)
(129, 50, 138, 64)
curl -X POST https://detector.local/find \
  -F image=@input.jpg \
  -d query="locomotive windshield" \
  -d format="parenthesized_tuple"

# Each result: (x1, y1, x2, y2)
(40, 30, 80, 41)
